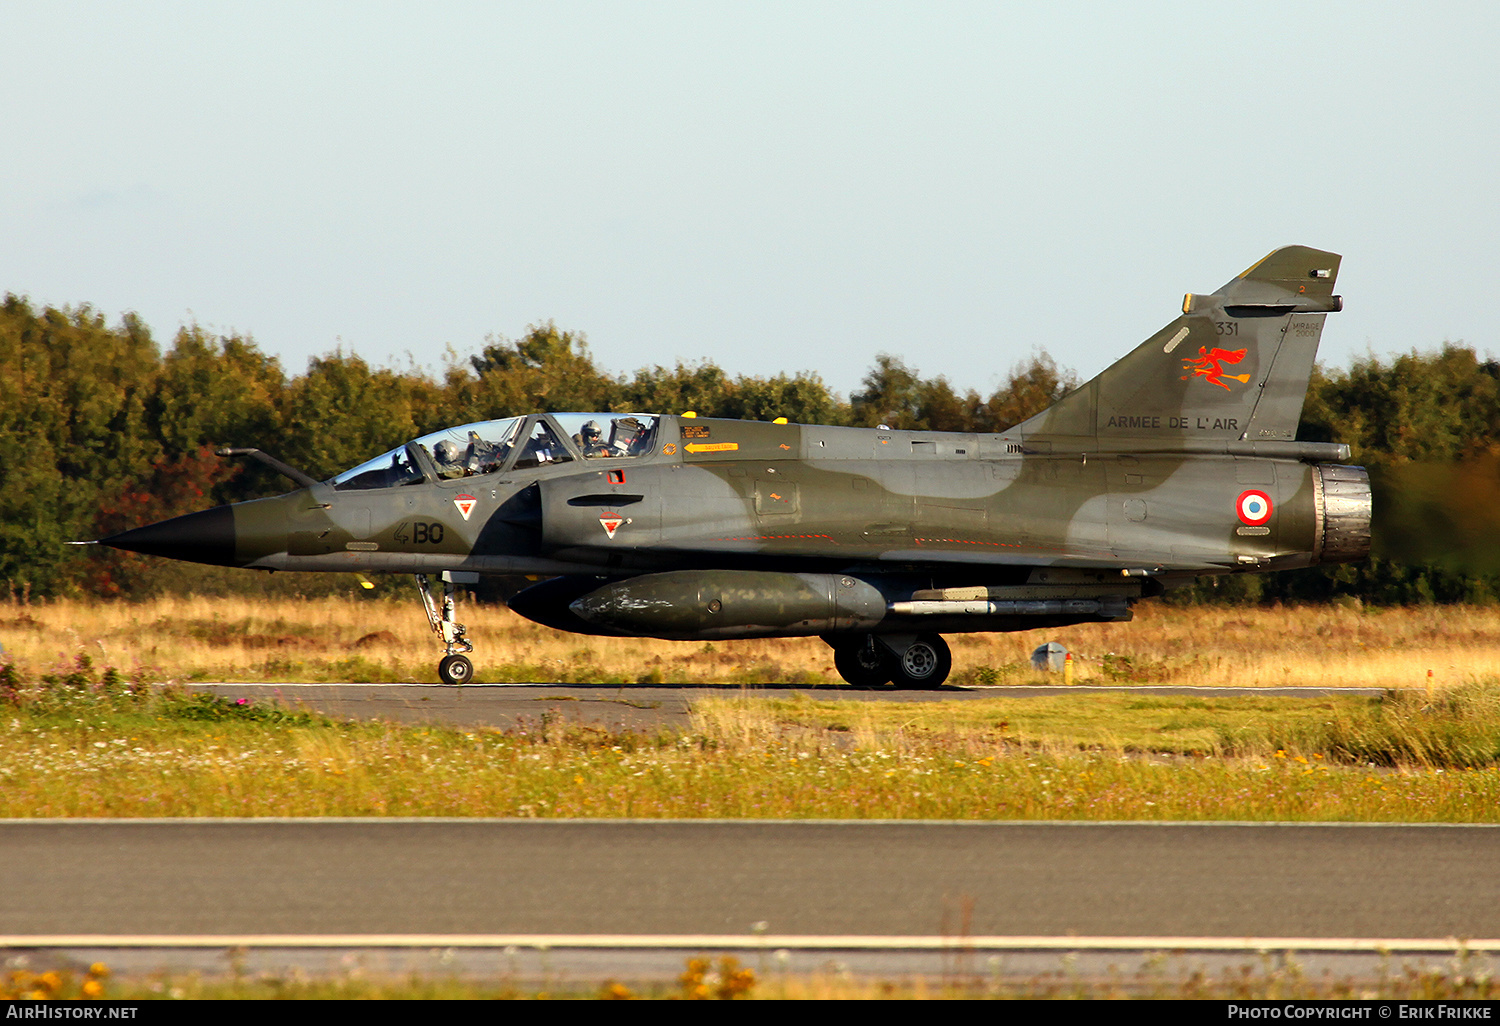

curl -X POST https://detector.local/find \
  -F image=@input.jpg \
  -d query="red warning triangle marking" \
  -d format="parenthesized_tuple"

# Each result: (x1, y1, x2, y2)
(599, 513, 624, 539)
(454, 494, 478, 521)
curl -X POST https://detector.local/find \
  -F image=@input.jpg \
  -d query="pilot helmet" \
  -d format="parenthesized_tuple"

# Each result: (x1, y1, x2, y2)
(434, 439, 462, 463)
(582, 420, 602, 440)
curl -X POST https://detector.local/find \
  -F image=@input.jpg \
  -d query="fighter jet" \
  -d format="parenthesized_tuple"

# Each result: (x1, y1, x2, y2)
(98, 246, 1371, 687)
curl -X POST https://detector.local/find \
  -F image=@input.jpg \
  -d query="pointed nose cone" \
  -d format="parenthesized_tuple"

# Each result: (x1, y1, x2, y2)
(99, 505, 239, 567)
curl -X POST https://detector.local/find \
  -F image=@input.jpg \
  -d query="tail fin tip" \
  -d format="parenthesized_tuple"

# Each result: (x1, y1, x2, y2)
(1233, 245, 1342, 299)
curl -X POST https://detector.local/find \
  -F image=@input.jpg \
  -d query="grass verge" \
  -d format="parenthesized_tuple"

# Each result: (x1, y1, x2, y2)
(4, 676, 1500, 821)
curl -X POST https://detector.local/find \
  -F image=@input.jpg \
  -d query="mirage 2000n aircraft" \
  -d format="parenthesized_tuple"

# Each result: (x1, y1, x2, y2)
(98, 246, 1372, 687)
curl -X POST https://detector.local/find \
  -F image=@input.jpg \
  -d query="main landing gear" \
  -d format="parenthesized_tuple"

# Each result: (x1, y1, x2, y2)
(415, 572, 476, 685)
(827, 633, 952, 689)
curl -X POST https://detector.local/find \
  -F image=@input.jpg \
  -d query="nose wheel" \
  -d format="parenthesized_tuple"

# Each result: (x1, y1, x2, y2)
(438, 653, 474, 686)
(416, 573, 477, 685)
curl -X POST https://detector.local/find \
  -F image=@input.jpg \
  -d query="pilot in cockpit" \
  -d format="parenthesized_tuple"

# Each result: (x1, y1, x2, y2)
(432, 439, 468, 479)
(574, 420, 610, 458)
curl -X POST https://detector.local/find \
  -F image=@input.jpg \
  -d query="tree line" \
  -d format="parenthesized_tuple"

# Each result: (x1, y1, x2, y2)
(1, 294, 1495, 603)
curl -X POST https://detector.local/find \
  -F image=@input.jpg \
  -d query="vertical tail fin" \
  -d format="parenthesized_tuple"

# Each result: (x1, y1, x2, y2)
(1019, 246, 1342, 447)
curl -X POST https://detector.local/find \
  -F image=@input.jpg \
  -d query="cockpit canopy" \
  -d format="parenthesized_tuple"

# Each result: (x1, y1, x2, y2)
(328, 413, 660, 491)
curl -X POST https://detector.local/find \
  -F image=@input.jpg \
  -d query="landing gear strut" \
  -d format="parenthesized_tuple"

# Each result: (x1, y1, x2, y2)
(416, 572, 475, 685)
(827, 633, 953, 689)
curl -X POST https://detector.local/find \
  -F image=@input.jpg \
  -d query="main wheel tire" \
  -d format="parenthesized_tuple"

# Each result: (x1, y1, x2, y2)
(889, 634, 952, 689)
(438, 654, 474, 686)
(833, 638, 892, 687)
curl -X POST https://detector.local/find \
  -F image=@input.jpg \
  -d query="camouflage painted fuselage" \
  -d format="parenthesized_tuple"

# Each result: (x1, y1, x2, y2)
(151, 407, 1364, 641)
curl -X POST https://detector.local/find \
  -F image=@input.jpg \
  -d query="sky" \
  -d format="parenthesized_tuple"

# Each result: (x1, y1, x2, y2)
(2, 1, 1496, 400)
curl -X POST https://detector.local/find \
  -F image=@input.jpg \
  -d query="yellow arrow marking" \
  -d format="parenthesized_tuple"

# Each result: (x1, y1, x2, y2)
(685, 442, 739, 453)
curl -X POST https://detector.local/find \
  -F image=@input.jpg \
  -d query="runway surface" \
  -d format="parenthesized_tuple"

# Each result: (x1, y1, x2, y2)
(4, 820, 1496, 938)
(187, 682, 1386, 733)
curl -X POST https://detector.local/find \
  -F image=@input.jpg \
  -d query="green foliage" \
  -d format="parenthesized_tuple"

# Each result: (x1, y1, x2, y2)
(278, 352, 428, 482)
(618, 361, 842, 423)
(0, 658, 327, 726)
(0, 296, 162, 595)
(5, 653, 150, 715)
(1301, 345, 1500, 464)
(463, 321, 615, 416)
(851, 352, 1077, 432)
(150, 327, 286, 503)
(87, 445, 243, 596)
(155, 688, 321, 725)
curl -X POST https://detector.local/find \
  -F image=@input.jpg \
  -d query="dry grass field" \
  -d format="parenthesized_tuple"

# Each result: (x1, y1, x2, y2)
(14, 951, 1499, 1000)
(3, 594, 1500, 822)
(0, 592, 1494, 689)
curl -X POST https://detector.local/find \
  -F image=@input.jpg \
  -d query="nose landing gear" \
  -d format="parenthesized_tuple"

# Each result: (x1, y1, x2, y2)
(416, 572, 477, 685)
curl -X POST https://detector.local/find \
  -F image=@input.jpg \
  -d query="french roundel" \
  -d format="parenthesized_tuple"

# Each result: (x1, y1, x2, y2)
(1237, 489, 1273, 526)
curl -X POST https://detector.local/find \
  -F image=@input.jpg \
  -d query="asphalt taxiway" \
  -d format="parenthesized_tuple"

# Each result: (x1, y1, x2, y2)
(4, 819, 1496, 937)
(4, 819, 1498, 982)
